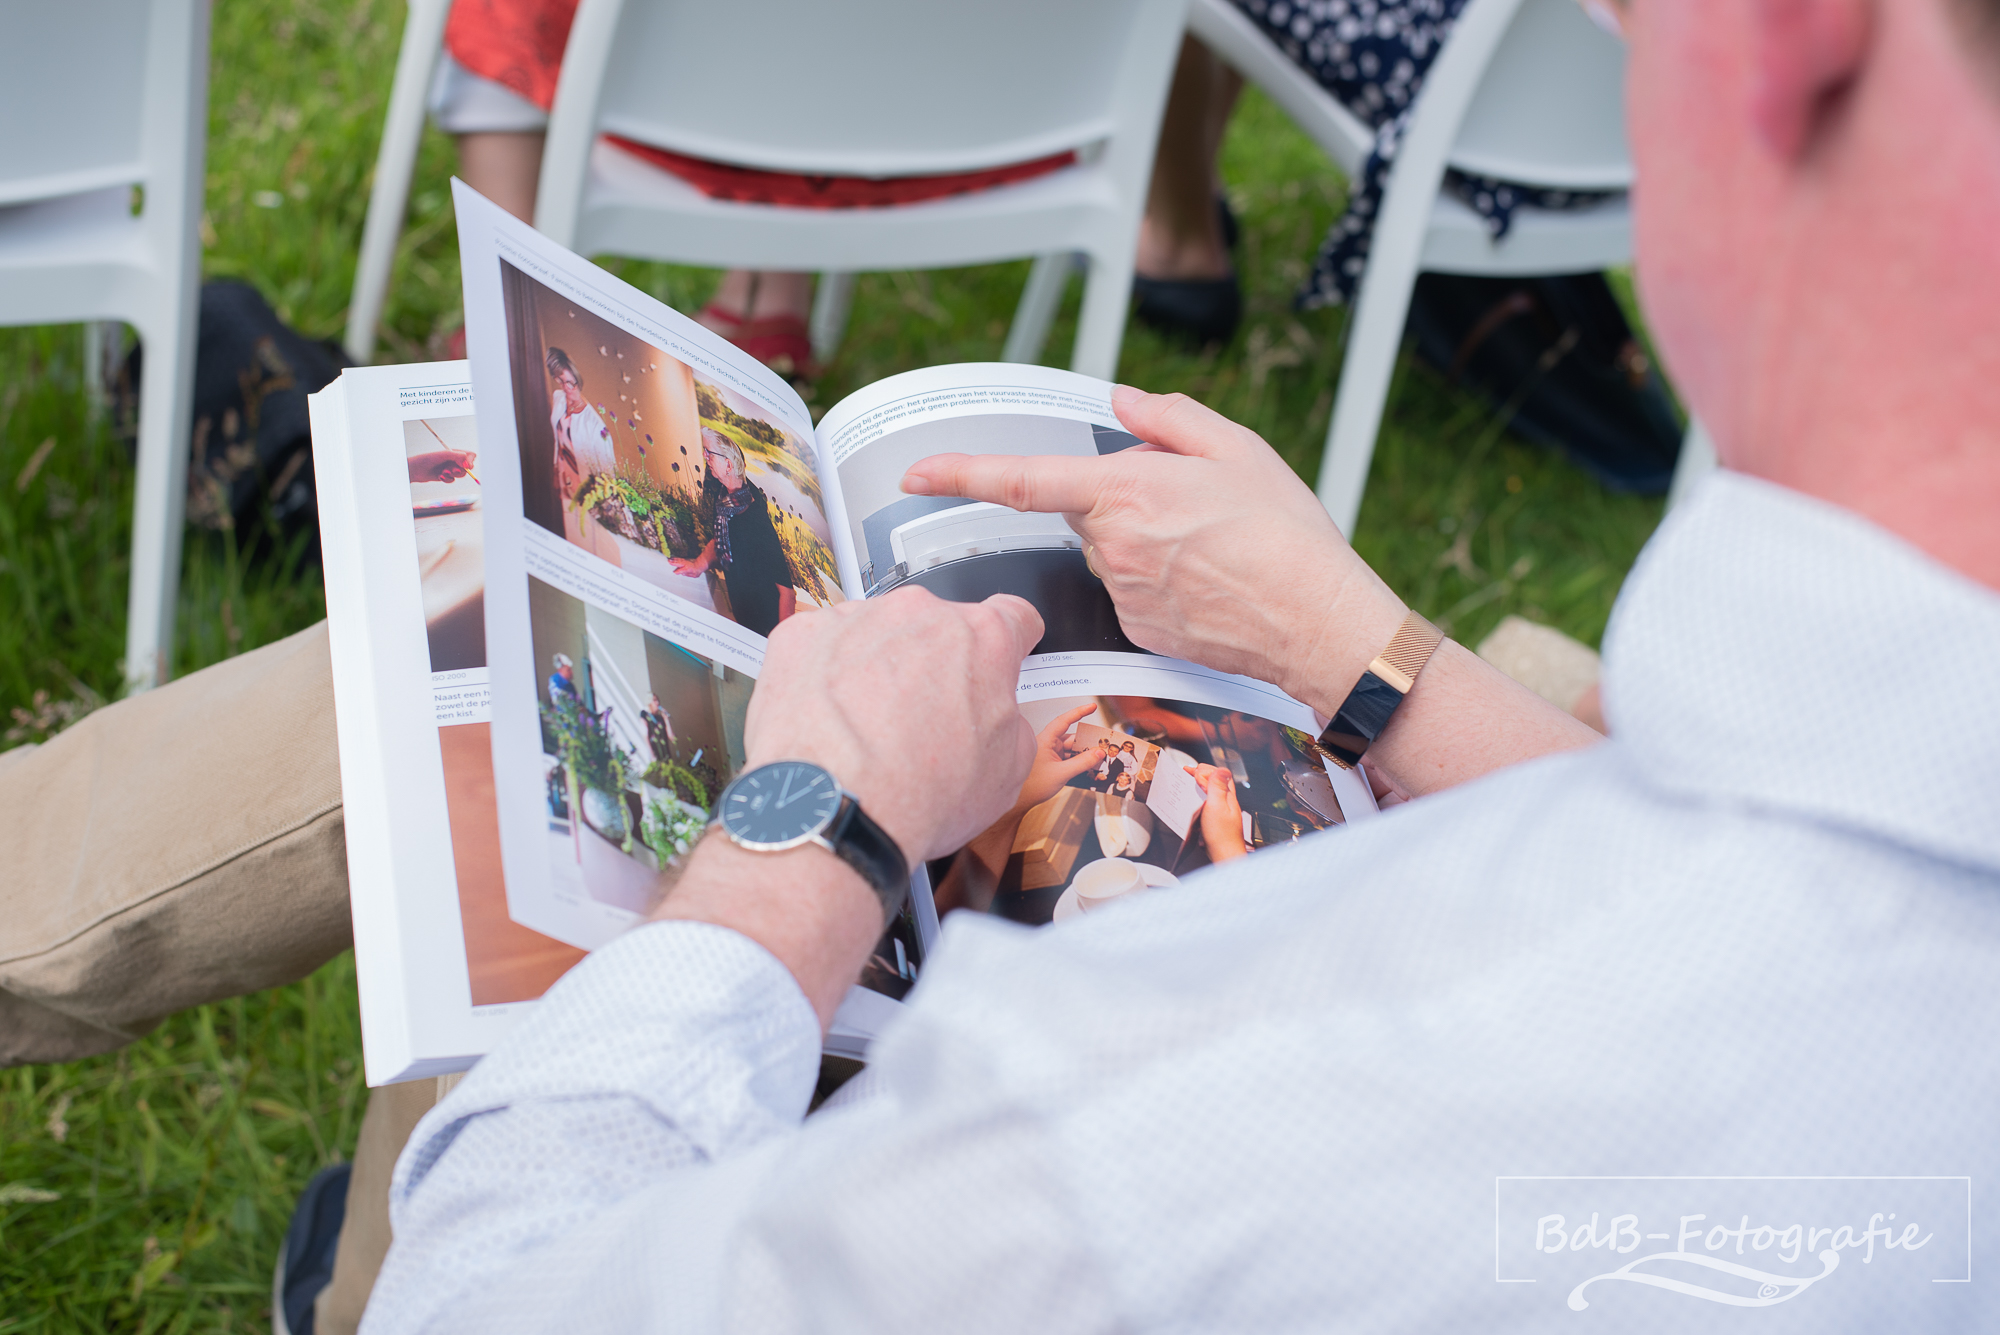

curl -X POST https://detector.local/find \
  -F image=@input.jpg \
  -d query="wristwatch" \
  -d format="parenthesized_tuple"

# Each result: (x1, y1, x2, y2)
(711, 760, 910, 921)
(1316, 609, 1446, 769)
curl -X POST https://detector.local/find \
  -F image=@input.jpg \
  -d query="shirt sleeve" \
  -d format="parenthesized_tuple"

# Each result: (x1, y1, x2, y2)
(360, 918, 1123, 1335)
(361, 921, 822, 1333)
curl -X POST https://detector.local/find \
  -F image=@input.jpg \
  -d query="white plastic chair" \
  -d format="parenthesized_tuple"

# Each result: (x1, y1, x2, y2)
(532, 0, 1189, 381)
(344, 0, 452, 365)
(0, 0, 211, 690)
(1194, 0, 1708, 532)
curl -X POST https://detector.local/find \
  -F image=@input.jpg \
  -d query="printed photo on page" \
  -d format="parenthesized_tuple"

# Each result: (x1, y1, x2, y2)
(499, 259, 841, 641)
(454, 180, 1376, 1027)
(456, 181, 926, 1037)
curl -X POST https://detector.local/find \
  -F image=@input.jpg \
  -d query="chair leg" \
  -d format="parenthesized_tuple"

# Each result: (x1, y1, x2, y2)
(808, 271, 855, 367)
(83, 322, 123, 418)
(1665, 416, 1717, 512)
(344, 0, 451, 364)
(1003, 253, 1077, 366)
(1068, 249, 1136, 383)
(125, 315, 197, 691)
(1315, 259, 1425, 536)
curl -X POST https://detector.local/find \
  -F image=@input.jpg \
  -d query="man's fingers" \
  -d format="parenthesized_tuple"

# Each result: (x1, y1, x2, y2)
(979, 593, 1045, 661)
(902, 453, 1108, 517)
(1110, 385, 1263, 463)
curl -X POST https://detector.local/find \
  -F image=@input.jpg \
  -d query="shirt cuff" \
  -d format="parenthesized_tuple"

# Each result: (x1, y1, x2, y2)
(398, 919, 824, 1195)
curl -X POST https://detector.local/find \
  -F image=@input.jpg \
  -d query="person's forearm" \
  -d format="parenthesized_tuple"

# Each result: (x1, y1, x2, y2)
(371, 923, 821, 1334)
(1280, 574, 1600, 798)
(650, 833, 883, 1030)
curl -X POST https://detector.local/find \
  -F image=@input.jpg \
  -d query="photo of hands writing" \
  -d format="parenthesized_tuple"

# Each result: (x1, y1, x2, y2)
(404, 414, 485, 672)
(931, 694, 1349, 927)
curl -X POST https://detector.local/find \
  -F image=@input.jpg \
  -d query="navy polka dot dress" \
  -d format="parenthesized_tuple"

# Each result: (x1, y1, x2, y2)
(1231, 0, 1619, 308)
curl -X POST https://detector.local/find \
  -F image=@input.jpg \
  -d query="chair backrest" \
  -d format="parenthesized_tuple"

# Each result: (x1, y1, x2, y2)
(1446, 0, 1632, 190)
(586, 0, 1189, 177)
(0, 1, 160, 207)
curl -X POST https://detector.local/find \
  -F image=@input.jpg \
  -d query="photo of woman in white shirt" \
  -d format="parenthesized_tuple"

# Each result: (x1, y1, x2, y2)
(545, 346, 616, 546)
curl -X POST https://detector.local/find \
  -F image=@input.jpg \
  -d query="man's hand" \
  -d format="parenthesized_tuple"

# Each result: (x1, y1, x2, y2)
(743, 586, 1044, 862)
(901, 386, 1603, 801)
(901, 385, 1408, 710)
(653, 588, 1044, 1027)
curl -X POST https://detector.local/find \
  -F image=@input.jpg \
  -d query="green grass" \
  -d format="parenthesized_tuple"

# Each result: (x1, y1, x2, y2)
(0, 1, 1664, 1327)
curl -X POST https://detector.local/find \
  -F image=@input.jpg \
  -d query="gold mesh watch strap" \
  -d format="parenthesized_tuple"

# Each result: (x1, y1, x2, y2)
(1316, 609, 1446, 768)
(1367, 609, 1446, 695)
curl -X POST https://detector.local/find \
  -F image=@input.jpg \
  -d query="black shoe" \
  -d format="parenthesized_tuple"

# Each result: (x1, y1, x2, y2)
(1217, 193, 1240, 251)
(1405, 272, 1683, 494)
(1130, 194, 1246, 348)
(1132, 274, 1243, 348)
(272, 1162, 351, 1335)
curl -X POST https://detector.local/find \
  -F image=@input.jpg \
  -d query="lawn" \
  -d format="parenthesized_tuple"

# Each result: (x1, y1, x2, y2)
(0, 1, 1666, 1328)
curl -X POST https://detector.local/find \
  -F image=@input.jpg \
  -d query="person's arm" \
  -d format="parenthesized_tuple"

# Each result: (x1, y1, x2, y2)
(931, 703, 1101, 914)
(1184, 762, 1248, 862)
(671, 537, 718, 575)
(370, 590, 1049, 1333)
(901, 386, 1600, 800)
(408, 450, 476, 484)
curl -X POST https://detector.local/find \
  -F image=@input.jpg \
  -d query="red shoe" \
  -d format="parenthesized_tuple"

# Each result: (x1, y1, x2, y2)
(697, 304, 817, 380)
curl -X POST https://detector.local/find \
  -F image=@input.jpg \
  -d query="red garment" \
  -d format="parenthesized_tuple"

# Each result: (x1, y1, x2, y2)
(444, 0, 578, 112)
(444, 0, 1072, 207)
(604, 138, 1075, 210)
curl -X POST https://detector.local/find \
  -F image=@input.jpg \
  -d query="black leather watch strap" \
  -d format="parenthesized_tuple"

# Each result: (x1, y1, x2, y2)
(824, 796, 910, 922)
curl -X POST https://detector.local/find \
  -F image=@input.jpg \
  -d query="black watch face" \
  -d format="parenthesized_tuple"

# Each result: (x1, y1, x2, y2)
(720, 761, 842, 849)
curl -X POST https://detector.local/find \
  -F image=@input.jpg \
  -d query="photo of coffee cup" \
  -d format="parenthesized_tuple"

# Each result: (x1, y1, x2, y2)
(1073, 857, 1146, 913)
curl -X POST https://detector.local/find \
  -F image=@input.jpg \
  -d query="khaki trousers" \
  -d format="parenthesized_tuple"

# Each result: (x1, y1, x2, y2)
(0, 620, 411, 1332)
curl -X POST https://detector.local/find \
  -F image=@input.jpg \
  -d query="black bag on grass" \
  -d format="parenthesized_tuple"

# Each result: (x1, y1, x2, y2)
(116, 280, 348, 559)
(1405, 272, 1684, 495)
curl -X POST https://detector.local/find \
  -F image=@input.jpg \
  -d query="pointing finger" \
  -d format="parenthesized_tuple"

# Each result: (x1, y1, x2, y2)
(901, 452, 1111, 517)
(1110, 385, 1268, 463)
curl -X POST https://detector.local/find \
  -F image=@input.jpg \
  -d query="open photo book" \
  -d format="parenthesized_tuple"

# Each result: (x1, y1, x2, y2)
(313, 181, 1376, 1085)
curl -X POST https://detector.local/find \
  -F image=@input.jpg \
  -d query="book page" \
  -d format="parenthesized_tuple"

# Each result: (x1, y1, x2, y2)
(815, 363, 1378, 930)
(314, 362, 589, 1086)
(453, 184, 924, 1031)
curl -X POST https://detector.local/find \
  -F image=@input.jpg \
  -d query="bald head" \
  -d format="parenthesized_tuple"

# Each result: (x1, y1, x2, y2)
(1623, 0, 2000, 589)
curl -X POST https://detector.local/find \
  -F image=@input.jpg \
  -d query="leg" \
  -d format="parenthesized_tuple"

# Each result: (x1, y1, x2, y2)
(455, 130, 545, 225)
(700, 270, 819, 376)
(312, 1076, 458, 1335)
(700, 270, 816, 326)
(0, 621, 351, 1065)
(1137, 35, 1242, 283)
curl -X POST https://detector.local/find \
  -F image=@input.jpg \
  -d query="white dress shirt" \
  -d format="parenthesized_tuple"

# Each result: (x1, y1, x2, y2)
(366, 473, 2000, 1333)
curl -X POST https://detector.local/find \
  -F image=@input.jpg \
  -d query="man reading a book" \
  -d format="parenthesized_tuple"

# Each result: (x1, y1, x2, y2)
(351, 1, 1998, 1326)
(4, 0, 1997, 1328)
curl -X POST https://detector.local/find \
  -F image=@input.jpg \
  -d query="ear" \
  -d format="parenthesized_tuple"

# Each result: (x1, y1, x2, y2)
(1750, 0, 1873, 159)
